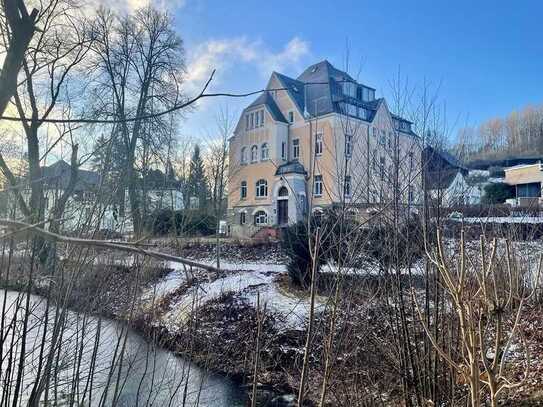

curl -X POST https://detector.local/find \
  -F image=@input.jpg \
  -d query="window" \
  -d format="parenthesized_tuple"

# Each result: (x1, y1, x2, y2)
(250, 112, 254, 128)
(344, 175, 352, 197)
(240, 181, 247, 199)
(281, 141, 286, 160)
(261, 143, 269, 160)
(255, 111, 260, 127)
(388, 132, 394, 150)
(293, 139, 300, 159)
(256, 179, 268, 197)
(314, 175, 323, 197)
(372, 127, 378, 138)
(315, 133, 323, 155)
(380, 156, 385, 179)
(251, 145, 258, 162)
(241, 147, 247, 164)
(245, 115, 249, 130)
(254, 210, 268, 226)
(278, 186, 289, 197)
(345, 134, 353, 157)
(288, 111, 294, 123)
(240, 212, 246, 225)
(379, 130, 386, 146)
(360, 87, 375, 102)
(342, 81, 356, 97)
(189, 196, 199, 209)
(260, 110, 264, 126)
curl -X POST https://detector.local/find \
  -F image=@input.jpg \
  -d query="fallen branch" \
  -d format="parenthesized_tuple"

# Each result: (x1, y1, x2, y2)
(0, 219, 219, 272)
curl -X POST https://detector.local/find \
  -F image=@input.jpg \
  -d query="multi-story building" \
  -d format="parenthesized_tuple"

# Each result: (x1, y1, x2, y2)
(227, 60, 421, 237)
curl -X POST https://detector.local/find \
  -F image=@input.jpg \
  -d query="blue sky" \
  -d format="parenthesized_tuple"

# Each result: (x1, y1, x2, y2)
(171, 0, 543, 141)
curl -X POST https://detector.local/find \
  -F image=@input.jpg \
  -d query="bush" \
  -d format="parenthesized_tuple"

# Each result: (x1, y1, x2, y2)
(482, 182, 515, 204)
(146, 209, 217, 237)
(281, 210, 426, 288)
(280, 220, 330, 288)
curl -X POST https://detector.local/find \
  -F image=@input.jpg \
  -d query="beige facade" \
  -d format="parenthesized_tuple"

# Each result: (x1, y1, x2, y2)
(227, 60, 422, 237)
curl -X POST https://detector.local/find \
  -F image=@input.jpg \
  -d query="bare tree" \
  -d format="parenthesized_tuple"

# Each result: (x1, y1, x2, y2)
(91, 6, 185, 236)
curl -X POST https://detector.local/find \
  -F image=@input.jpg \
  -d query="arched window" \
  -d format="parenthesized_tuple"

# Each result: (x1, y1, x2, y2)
(241, 147, 247, 164)
(278, 186, 289, 197)
(261, 143, 269, 160)
(256, 179, 268, 197)
(254, 210, 268, 226)
(251, 145, 258, 162)
(240, 181, 247, 199)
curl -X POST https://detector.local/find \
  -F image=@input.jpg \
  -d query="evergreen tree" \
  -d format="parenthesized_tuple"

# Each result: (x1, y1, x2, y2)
(186, 144, 209, 209)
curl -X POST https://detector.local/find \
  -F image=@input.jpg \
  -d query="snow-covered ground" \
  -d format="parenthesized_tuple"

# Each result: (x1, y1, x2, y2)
(449, 216, 543, 224)
(143, 259, 320, 332)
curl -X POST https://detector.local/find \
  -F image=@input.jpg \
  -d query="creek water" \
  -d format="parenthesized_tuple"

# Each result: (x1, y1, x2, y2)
(0, 289, 246, 406)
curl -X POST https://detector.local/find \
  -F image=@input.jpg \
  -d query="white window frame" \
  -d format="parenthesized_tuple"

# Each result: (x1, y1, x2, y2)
(345, 134, 353, 158)
(251, 145, 258, 163)
(261, 142, 269, 161)
(315, 132, 323, 156)
(256, 179, 268, 198)
(241, 146, 247, 164)
(240, 181, 247, 199)
(260, 110, 265, 127)
(344, 175, 352, 197)
(288, 111, 294, 123)
(293, 139, 300, 160)
(254, 210, 268, 226)
(281, 141, 286, 160)
(314, 175, 323, 197)
(240, 211, 246, 225)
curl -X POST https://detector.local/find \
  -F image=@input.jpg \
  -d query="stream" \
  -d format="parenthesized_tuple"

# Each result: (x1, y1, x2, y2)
(0, 289, 247, 406)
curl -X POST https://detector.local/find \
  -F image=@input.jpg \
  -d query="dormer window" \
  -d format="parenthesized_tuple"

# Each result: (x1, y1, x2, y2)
(342, 81, 356, 98)
(358, 86, 375, 102)
(288, 111, 294, 123)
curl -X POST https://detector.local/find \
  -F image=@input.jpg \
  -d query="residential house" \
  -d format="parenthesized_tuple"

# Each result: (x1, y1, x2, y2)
(504, 163, 543, 207)
(422, 147, 480, 206)
(227, 60, 421, 237)
(5, 160, 183, 232)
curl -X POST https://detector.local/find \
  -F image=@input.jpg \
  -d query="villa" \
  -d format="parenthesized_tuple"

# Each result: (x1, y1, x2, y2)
(227, 60, 422, 237)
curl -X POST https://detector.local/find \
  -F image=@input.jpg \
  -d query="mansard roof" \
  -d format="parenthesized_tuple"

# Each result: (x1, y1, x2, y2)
(244, 60, 415, 133)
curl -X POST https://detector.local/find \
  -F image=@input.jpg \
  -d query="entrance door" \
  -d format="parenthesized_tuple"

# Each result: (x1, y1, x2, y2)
(277, 199, 288, 225)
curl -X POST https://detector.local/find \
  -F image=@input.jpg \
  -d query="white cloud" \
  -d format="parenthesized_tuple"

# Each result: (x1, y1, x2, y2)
(184, 36, 311, 94)
(86, 0, 185, 15)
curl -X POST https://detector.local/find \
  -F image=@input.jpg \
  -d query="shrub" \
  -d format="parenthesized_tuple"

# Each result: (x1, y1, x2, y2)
(281, 210, 426, 288)
(482, 182, 515, 204)
(280, 220, 328, 288)
(146, 209, 217, 236)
